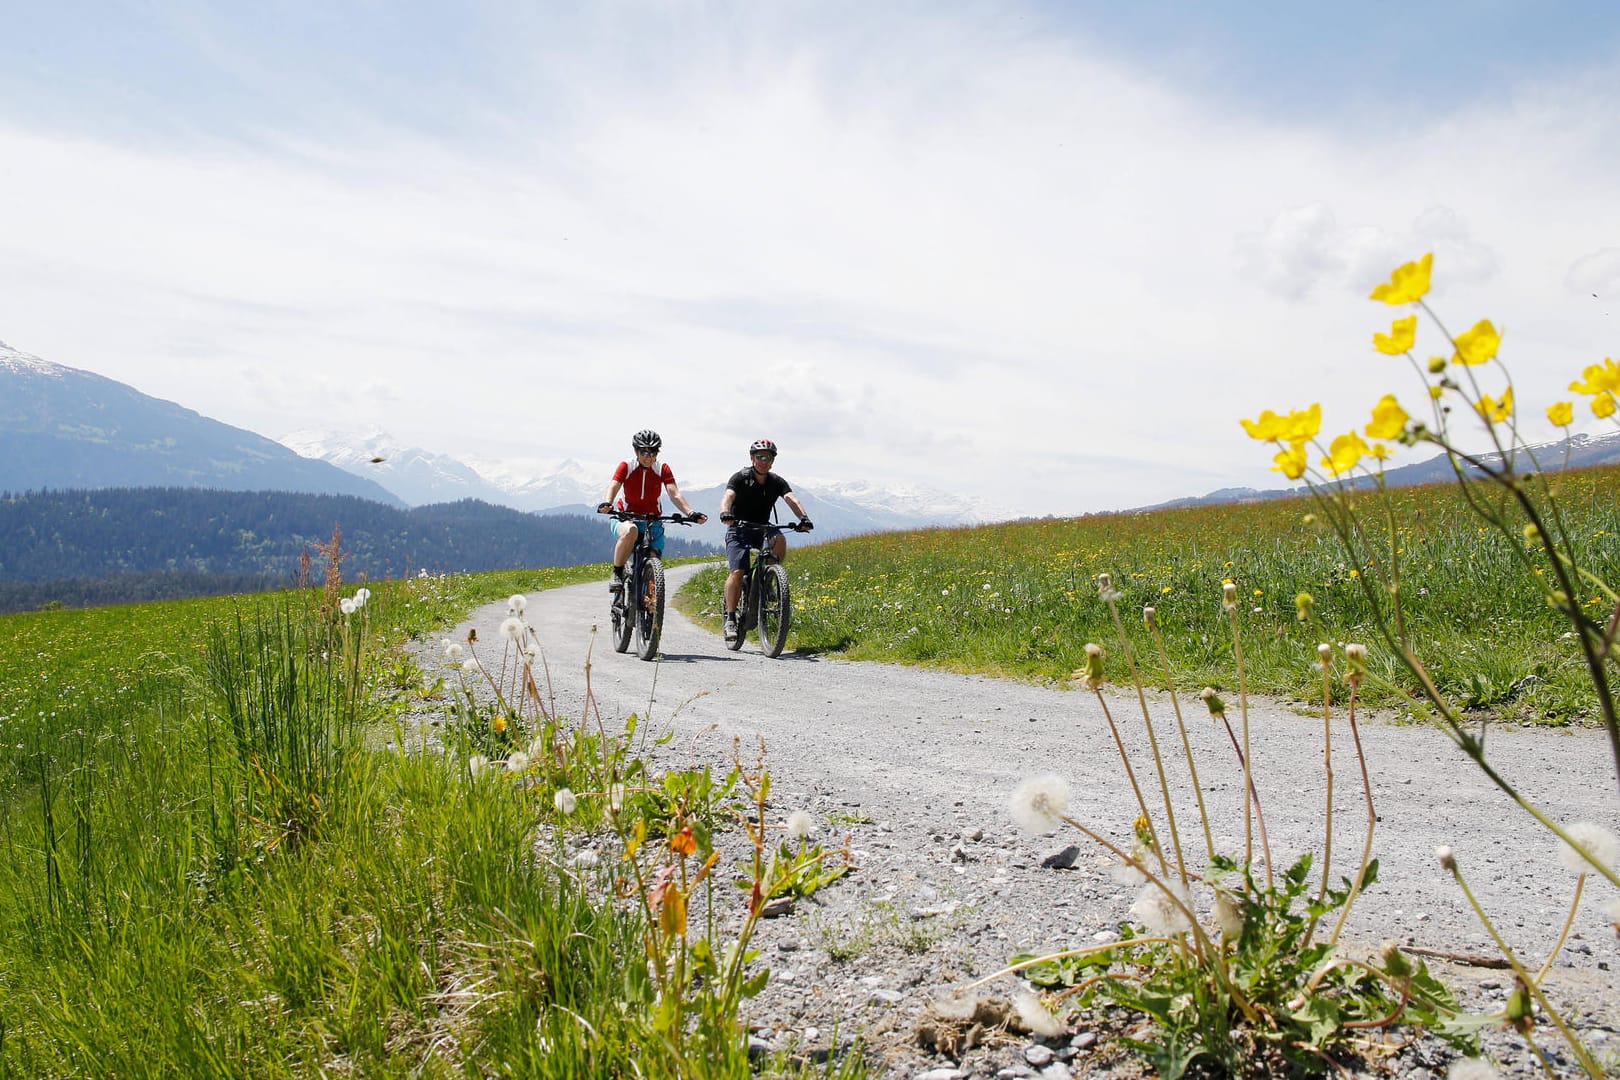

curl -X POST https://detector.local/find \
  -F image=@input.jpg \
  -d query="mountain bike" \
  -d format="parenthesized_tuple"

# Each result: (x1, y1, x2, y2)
(723, 519, 810, 658)
(607, 511, 697, 661)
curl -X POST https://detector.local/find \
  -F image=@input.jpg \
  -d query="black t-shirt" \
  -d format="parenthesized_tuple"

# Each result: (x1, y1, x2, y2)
(725, 467, 792, 524)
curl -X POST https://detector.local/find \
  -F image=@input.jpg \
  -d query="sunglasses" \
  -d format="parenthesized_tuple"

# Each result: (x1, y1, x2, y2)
(752, 453, 775, 462)
(636, 449, 659, 456)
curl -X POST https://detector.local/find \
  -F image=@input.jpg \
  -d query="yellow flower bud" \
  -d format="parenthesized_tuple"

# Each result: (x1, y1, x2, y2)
(1082, 643, 1105, 688)
(1427, 355, 1447, 374)
(1143, 606, 1157, 629)
(1379, 940, 1413, 979)
(1296, 592, 1314, 621)
(1523, 523, 1540, 543)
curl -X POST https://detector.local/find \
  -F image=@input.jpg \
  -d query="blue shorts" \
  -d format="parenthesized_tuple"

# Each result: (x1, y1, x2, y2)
(725, 524, 781, 572)
(610, 517, 665, 554)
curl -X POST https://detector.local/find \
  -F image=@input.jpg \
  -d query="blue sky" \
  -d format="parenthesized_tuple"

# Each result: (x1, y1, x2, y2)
(3, 1, 1619, 517)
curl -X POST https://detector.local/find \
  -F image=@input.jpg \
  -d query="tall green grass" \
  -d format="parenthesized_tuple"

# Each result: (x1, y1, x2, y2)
(0, 565, 847, 1079)
(683, 467, 1620, 723)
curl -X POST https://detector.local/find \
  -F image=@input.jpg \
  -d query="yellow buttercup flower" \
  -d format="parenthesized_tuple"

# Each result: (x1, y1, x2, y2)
(1474, 387, 1513, 424)
(1365, 394, 1409, 440)
(1321, 431, 1370, 475)
(1369, 253, 1434, 305)
(1547, 401, 1574, 427)
(1452, 319, 1500, 366)
(1429, 385, 1444, 400)
(1373, 315, 1418, 356)
(1240, 409, 1288, 441)
(1280, 403, 1322, 443)
(1272, 443, 1307, 479)
(1568, 357, 1620, 396)
(1595, 392, 1617, 419)
(1241, 403, 1320, 444)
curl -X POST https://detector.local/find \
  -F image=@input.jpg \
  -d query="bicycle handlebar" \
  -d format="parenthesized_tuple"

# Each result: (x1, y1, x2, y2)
(602, 509, 701, 525)
(724, 519, 811, 533)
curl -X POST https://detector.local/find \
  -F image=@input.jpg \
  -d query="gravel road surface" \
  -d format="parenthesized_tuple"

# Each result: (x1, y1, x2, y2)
(424, 562, 1620, 1078)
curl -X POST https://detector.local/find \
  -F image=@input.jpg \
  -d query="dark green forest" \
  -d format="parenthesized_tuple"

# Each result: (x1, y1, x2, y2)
(0, 488, 714, 612)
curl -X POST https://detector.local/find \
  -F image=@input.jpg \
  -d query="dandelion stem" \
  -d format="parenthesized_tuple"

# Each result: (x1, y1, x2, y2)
(1105, 597, 1187, 884)
(1225, 603, 1269, 887)
(1533, 874, 1585, 986)
(1147, 619, 1215, 864)
(1444, 859, 1604, 1078)
(1091, 689, 1170, 881)
(1328, 683, 1376, 946)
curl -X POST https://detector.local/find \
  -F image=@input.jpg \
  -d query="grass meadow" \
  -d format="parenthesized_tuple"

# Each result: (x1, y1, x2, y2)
(2, 565, 857, 1079)
(686, 466, 1620, 725)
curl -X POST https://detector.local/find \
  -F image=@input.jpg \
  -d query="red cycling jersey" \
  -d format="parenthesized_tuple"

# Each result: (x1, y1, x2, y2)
(612, 462, 676, 514)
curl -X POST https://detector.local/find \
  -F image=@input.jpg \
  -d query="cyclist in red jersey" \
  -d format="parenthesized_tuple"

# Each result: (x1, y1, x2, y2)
(596, 430, 706, 592)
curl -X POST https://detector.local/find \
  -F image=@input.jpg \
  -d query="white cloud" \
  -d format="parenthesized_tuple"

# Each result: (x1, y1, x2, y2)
(2, 7, 1618, 516)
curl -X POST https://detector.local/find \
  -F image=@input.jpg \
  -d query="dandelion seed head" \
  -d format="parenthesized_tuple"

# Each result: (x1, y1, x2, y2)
(506, 751, 529, 773)
(500, 616, 524, 641)
(785, 810, 816, 839)
(354, 587, 370, 605)
(607, 783, 626, 814)
(461, 659, 480, 673)
(1130, 882, 1192, 936)
(1557, 821, 1619, 875)
(554, 788, 577, 815)
(1012, 992, 1065, 1038)
(1436, 845, 1456, 871)
(442, 640, 464, 660)
(467, 754, 488, 776)
(1008, 774, 1069, 835)
(1222, 581, 1238, 609)
(1447, 1058, 1501, 1080)
(508, 593, 527, 614)
(1212, 891, 1244, 939)
(339, 598, 357, 615)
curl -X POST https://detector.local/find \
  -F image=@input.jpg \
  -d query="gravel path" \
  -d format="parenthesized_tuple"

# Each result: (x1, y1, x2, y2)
(422, 563, 1620, 1078)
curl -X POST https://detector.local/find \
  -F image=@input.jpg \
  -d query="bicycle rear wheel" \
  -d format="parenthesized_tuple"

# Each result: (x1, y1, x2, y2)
(635, 557, 665, 660)
(758, 563, 791, 657)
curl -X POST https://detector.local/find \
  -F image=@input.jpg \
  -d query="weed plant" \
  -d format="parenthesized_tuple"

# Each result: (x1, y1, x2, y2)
(973, 257, 1620, 1079)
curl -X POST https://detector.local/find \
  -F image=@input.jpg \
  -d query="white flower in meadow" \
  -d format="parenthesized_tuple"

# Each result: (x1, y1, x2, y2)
(340, 598, 357, 615)
(1447, 1058, 1501, 1080)
(1008, 774, 1069, 835)
(982, 582, 992, 591)
(500, 617, 524, 641)
(554, 788, 577, 815)
(1212, 891, 1245, 939)
(506, 751, 530, 773)
(354, 587, 370, 606)
(1130, 882, 1193, 936)
(508, 593, 527, 614)
(785, 811, 816, 839)
(1557, 821, 1620, 875)
(461, 659, 480, 674)
(467, 754, 488, 776)
(607, 783, 626, 814)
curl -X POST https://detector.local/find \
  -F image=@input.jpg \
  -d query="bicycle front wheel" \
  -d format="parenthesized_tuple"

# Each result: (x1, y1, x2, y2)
(635, 557, 665, 660)
(758, 563, 791, 658)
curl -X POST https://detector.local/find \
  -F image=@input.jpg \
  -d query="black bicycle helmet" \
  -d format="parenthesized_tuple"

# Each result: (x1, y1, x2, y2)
(749, 437, 777, 456)
(632, 429, 662, 453)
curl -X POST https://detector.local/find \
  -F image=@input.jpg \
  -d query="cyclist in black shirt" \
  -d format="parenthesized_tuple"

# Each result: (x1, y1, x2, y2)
(717, 438, 813, 642)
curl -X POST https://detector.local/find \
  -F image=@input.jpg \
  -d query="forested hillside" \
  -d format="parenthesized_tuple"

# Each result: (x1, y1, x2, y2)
(0, 488, 714, 611)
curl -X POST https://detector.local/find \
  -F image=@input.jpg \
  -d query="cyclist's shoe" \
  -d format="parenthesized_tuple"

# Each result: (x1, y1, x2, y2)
(609, 567, 625, 593)
(722, 613, 739, 641)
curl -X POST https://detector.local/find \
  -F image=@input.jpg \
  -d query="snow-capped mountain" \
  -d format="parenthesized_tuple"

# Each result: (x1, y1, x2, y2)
(278, 430, 1002, 541)
(0, 343, 400, 504)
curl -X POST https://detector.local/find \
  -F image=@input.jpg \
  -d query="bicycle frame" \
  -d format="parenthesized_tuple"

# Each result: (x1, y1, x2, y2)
(725, 519, 807, 658)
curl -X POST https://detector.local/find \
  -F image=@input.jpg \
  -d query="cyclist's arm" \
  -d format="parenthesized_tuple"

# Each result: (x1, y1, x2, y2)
(783, 492, 810, 521)
(718, 488, 736, 520)
(664, 480, 704, 520)
(598, 480, 623, 512)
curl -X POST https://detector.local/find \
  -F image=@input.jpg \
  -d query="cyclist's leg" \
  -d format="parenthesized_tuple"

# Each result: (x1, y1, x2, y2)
(612, 521, 638, 569)
(647, 520, 666, 558)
